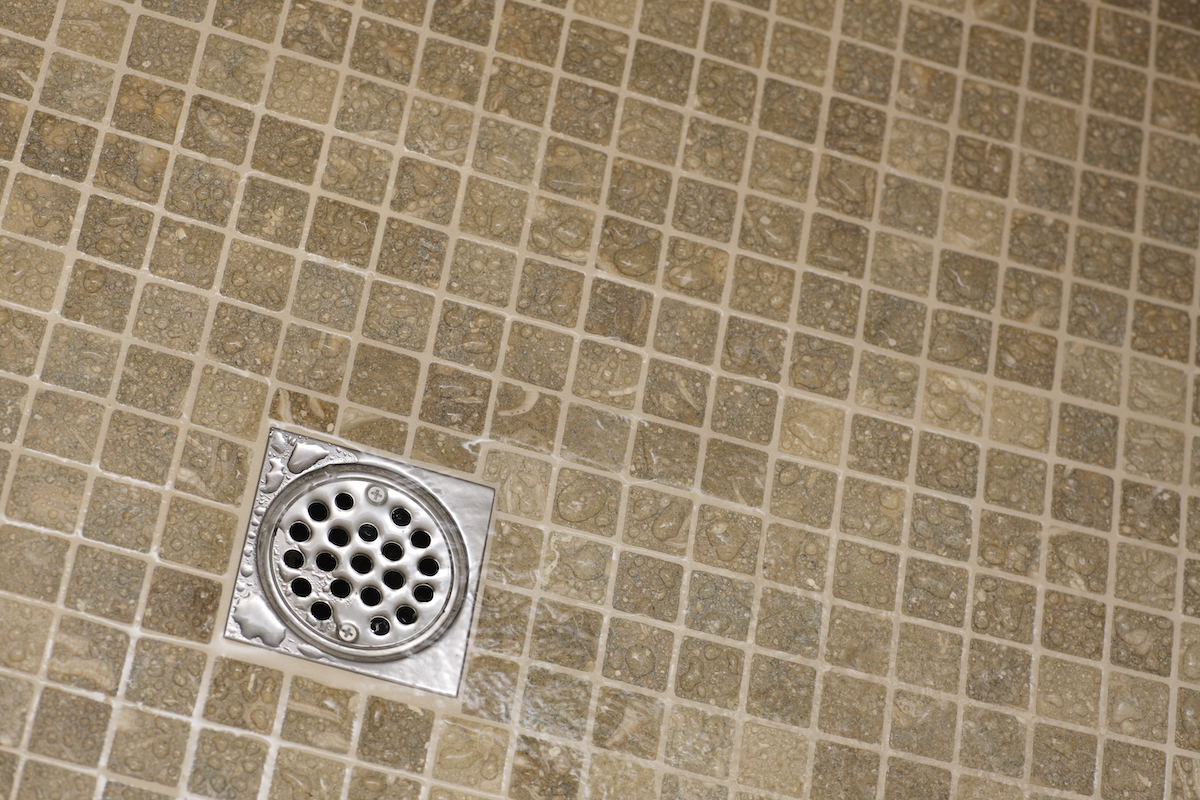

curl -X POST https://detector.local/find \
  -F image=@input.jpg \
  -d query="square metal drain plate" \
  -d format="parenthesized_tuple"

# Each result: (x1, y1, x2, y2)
(225, 428, 494, 696)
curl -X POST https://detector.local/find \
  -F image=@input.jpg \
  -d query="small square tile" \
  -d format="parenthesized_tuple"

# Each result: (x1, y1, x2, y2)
(959, 706, 1026, 778)
(674, 635, 744, 709)
(788, 331, 853, 400)
(825, 96, 886, 161)
(77, 195, 153, 270)
(847, 414, 912, 481)
(767, 23, 829, 86)
(759, 78, 821, 143)
(812, 742, 879, 800)
(1001, 267, 1061, 330)
(861, 293, 927, 361)
(902, 557, 967, 626)
(502, 321, 573, 390)
(530, 599, 603, 672)
(282, 0, 351, 63)
(461, 656, 517, 724)
(602, 616, 672, 691)
(417, 364, 492, 438)
(909, 493, 972, 561)
(520, 667, 590, 741)
(664, 236, 728, 302)
(928, 309, 992, 373)
(107, 708, 188, 786)
(1031, 724, 1097, 795)
(564, 20, 628, 84)
(195, 35, 269, 104)
(349, 17, 416, 85)
(896, 60, 956, 121)
(825, 604, 892, 676)
(1041, 588, 1106, 659)
(207, 303, 281, 377)
(629, 414, 698, 486)
(146, 220, 222, 291)
(496, 1, 563, 65)
(890, 692, 956, 762)
(684, 571, 751, 639)
(855, 351, 919, 419)
(616, 99, 682, 165)
(391, 157, 460, 227)
(870, 233, 933, 296)
(483, 58, 551, 126)
(21, 112, 97, 182)
(959, 79, 1018, 142)
(967, 638, 1032, 707)
(459, 176, 529, 246)
(1131, 299, 1190, 363)
(1111, 606, 1174, 676)
(2, 172, 80, 246)
(188, 730, 267, 800)
(819, 672, 887, 744)
(127, 15, 199, 84)
(40, 325, 118, 397)
(110, 75, 183, 144)
(797, 272, 861, 339)
(334, 77, 406, 145)
(265, 56, 338, 124)
(23, 390, 102, 463)
(7, 455, 85, 533)
(694, 58, 756, 124)
(28, 687, 110, 767)
(561, 403, 630, 471)
(572, 339, 641, 411)
(772, 461, 837, 529)
(903, 6, 962, 66)
(807, 213, 870, 279)
(694, 504, 761, 574)
(1107, 669, 1170, 744)
(897, 622, 961, 692)
(430, 723, 508, 797)
(745, 654, 814, 728)
(0, 525, 67, 603)
(701, 439, 768, 507)
(833, 539, 900, 610)
(977, 509, 1040, 578)
(833, 40, 893, 104)
(984, 448, 1047, 515)
(203, 657, 282, 734)
(40, 53, 113, 122)
(840, 477, 904, 544)
(346, 343, 420, 417)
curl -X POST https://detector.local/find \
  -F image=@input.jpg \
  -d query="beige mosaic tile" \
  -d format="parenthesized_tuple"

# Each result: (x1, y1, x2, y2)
(0, 0, 1198, 797)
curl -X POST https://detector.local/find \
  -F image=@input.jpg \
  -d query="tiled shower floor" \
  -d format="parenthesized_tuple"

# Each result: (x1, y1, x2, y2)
(0, 0, 1198, 797)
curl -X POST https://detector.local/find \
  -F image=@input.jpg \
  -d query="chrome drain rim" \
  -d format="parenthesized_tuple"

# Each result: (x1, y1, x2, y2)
(258, 463, 468, 660)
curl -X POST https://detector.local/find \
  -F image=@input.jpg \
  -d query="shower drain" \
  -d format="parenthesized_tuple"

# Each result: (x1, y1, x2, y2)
(225, 429, 494, 695)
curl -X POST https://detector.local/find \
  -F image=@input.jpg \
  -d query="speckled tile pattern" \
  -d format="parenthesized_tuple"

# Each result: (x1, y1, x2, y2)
(0, 0, 1196, 798)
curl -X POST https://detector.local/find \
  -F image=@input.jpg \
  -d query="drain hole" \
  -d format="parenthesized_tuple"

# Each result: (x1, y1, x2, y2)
(330, 579, 351, 598)
(351, 554, 374, 574)
(328, 527, 350, 547)
(316, 552, 338, 571)
(289, 522, 311, 542)
(396, 606, 417, 625)
(291, 578, 312, 597)
(391, 507, 411, 527)
(283, 550, 305, 569)
(370, 616, 391, 636)
(359, 523, 378, 542)
(308, 501, 329, 522)
(381, 542, 403, 561)
(335, 492, 354, 510)
(361, 586, 382, 606)
(413, 584, 434, 603)
(311, 601, 332, 620)
(411, 530, 431, 548)
(383, 570, 405, 589)
(418, 557, 440, 576)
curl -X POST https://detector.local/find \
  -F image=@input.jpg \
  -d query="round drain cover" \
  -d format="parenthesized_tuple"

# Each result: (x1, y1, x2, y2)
(258, 463, 468, 660)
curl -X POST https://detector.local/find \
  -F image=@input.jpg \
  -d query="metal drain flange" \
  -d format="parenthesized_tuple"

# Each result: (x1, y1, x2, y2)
(225, 429, 494, 696)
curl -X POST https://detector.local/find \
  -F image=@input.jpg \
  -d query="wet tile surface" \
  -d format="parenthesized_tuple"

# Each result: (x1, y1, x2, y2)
(0, 0, 1195, 798)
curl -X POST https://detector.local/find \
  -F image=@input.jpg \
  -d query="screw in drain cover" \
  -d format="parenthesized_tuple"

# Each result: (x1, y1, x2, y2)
(225, 429, 494, 696)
